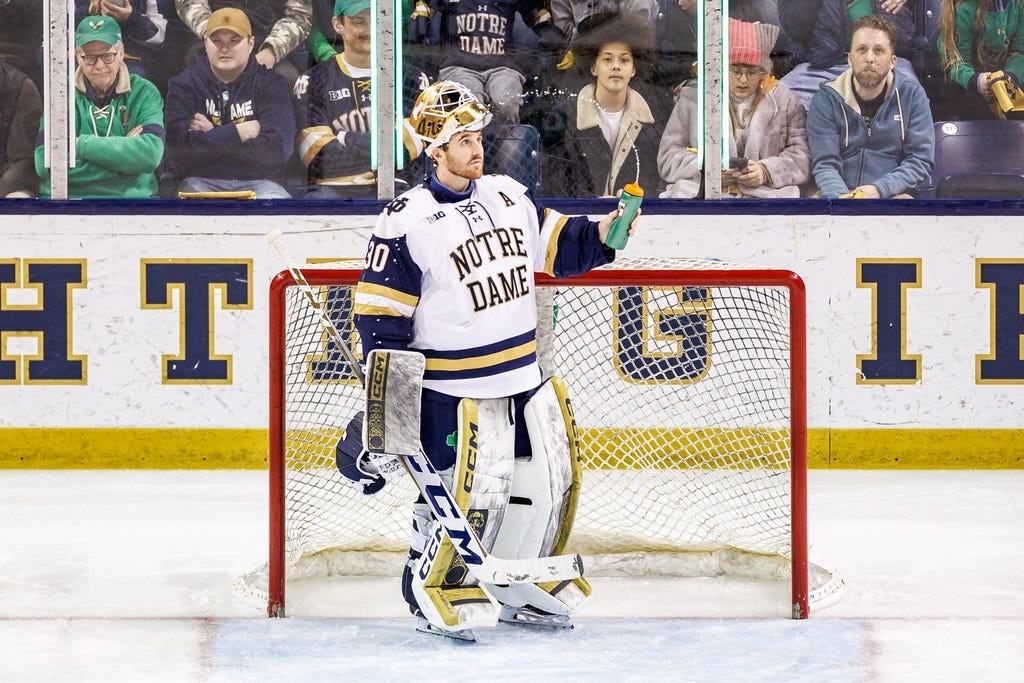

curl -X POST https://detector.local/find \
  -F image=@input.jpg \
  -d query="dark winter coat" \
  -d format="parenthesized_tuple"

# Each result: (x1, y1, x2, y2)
(778, 0, 916, 69)
(0, 61, 42, 196)
(540, 84, 661, 197)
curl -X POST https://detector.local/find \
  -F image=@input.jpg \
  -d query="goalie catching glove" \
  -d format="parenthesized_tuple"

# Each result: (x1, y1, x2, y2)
(335, 411, 402, 494)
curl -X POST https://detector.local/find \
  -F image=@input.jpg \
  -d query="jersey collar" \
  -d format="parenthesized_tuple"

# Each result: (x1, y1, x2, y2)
(428, 174, 476, 204)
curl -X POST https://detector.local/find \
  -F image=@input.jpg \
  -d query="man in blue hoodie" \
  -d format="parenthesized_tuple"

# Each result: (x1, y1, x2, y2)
(806, 14, 934, 199)
(164, 6, 296, 197)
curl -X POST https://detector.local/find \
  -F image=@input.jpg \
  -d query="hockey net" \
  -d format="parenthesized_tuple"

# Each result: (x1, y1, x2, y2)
(241, 257, 842, 618)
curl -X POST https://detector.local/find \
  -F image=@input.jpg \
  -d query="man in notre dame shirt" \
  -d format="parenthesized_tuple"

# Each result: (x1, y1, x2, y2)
(164, 7, 296, 197)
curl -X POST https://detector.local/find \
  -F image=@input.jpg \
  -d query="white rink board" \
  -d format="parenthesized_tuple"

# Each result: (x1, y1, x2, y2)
(1, 211, 1022, 431)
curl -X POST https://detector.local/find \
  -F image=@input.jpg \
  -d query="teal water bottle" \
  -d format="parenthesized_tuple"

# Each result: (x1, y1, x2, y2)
(605, 182, 643, 250)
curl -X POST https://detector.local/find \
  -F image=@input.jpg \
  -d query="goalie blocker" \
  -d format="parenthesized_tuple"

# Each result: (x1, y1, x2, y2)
(347, 349, 590, 640)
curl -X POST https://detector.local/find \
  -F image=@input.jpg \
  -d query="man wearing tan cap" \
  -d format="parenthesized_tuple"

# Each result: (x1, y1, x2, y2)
(164, 7, 296, 197)
(176, 0, 311, 86)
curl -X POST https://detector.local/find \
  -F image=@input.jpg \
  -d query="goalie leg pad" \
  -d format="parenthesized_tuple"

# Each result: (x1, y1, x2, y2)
(487, 377, 588, 618)
(406, 396, 516, 633)
(411, 524, 498, 632)
(454, 396, 518, 552)
(491, 577, 592, 620)
(490, 376, 582, 561)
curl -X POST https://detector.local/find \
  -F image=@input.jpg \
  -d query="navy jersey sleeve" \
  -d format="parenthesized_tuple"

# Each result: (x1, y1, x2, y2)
(353, 227, 424, 358)
(531, 192, 614, 278)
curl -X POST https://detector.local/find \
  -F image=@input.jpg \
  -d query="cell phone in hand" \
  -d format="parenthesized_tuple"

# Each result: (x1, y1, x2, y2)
(729, 157, 749, 170)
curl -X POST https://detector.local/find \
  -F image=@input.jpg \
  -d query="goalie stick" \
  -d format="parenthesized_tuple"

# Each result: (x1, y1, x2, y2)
(265, 230, 585, 585)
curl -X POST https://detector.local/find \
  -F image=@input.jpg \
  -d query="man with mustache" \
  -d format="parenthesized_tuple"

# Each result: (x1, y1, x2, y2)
(806, 13, 934, 199)
(338, 80, 640, 641)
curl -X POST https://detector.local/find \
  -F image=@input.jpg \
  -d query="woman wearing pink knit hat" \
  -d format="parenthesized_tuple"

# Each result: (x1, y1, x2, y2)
(658, 18, 810, 198)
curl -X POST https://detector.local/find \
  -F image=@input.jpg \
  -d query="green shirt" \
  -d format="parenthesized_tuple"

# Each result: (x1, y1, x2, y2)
(847, 0, 875, 42)
(35, 68, 165, 198)
(939, 0, 1024, 90)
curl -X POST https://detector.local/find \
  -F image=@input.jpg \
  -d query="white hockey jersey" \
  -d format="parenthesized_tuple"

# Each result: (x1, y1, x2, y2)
(353, 173, 613, 398)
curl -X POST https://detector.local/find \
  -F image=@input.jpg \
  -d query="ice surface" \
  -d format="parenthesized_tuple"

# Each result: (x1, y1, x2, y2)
(1, 469, 1022, 681)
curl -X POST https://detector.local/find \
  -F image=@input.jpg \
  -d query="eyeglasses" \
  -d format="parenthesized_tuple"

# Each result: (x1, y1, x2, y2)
(79, 51, 119, 66)
(729, 65, 763, 79)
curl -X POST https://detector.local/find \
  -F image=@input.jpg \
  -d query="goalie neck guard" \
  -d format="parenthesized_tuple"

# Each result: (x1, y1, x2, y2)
(410, 81, 493, 154)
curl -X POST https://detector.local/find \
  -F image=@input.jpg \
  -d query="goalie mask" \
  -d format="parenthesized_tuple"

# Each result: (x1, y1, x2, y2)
(410, 81, 493, 153)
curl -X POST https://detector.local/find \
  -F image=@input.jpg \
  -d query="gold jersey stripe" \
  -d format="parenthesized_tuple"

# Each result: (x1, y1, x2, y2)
(424, 339, 537, 372)
(542, 211, 570, 276)
(355, 281, 420, 308)
(298, 125, 335, 166)
(353, 303, 408, 317)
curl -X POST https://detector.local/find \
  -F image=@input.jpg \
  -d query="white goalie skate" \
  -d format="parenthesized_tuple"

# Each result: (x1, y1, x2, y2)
(498, 604, 573, 630)
(416, 616, 477, 643)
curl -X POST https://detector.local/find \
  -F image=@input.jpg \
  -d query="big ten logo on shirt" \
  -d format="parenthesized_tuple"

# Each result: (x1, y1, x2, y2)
(329, 80, 372, 133)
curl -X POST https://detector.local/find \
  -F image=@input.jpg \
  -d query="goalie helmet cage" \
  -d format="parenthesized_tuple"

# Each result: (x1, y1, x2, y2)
(260, 257, 836, 620)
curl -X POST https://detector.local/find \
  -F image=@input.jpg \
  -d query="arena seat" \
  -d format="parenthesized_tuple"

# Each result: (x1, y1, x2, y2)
(936, 173, 1024, 199)
(929, 120, 1024, 198)
(484, 123, 541, 193)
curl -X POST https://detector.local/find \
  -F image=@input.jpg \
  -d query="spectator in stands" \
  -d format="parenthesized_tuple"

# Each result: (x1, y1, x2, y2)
(34, 16, 165, 199)
(0, 0, 43, 90)
(406, 0, 565, 123)
(779, 0, 919, 109)
(806, 14, 934, 198)
(0, 60, 42, 198)
(659, 19, 809, 198)
(648, 1, 794, 116)
(176, 0, 312, 86)
(544, 2, 660, 97)
(164, 7, 296, 197)
(306, 0, 415, 63)
(730, 0, 797, 77)
(539, 13, 661, 197)
(549, 0, 658, 45)
(75, 1, 190, 95)
(937, 0, 1024, 120)
(307, 0, 343, 62)
(652, 0, 698, 96)
(293, 0, 431, 197)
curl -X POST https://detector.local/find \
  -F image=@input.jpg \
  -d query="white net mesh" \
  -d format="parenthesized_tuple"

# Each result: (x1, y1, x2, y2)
(239, 257, 842, 613)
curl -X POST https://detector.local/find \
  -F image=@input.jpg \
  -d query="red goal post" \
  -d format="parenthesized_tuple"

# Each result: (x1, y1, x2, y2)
(250, 257, 841, 619)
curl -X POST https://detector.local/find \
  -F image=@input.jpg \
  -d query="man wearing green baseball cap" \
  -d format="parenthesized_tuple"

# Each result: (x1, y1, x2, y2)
(306, 0, 412, 64)
(34, 15, 166, 198)
(292, 0, 431, 197)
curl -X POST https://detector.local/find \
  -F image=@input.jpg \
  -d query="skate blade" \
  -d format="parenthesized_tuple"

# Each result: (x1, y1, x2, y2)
(498, 609, 573, 630)
(416, 617, 476, 642)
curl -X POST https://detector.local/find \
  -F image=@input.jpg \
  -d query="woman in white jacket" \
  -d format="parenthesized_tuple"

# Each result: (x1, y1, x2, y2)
(658, 18, 810, 198)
